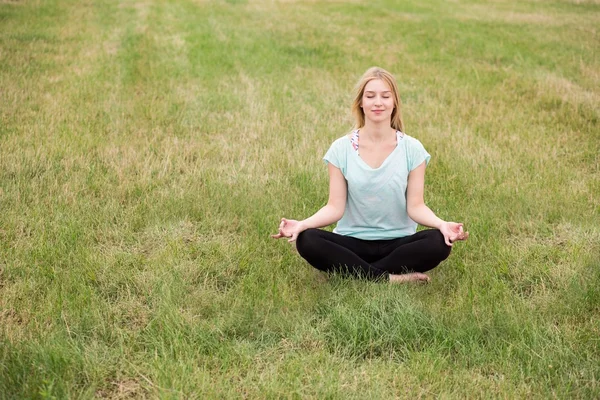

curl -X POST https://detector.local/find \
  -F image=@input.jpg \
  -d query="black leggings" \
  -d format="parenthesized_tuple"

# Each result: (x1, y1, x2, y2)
(295, 228, 451, 280)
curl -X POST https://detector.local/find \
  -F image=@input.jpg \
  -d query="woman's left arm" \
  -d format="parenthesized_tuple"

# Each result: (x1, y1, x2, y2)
(406, 162, 469, 246)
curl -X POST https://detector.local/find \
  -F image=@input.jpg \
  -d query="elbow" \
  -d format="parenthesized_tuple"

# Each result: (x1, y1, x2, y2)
(332, 207, 345, 222)
(327, 203, 345, 222)
(406, 202, 423, 221)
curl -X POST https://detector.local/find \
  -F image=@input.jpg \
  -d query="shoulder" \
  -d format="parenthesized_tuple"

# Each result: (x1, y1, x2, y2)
(401, 133, 426, 148)
(401, 133, 431, 169)
(324, 132, 353, 169)
(335, 132, 353, 145)
(327, 133, 352, 152)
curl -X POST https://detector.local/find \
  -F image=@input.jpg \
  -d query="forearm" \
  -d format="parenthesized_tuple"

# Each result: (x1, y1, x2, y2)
(408, 204, 445, 229)
(300, 204, 344, 230)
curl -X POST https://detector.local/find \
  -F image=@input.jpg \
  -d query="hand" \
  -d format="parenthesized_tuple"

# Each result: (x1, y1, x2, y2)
(271, 218, 305, 243)
(439, 221, 469, 247)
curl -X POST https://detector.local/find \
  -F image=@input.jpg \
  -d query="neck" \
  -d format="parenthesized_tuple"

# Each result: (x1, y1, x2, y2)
(361, 120, 395, 143)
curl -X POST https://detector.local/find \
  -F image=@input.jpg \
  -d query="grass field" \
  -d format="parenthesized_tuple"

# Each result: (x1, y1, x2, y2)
(1, 0, 599, 398)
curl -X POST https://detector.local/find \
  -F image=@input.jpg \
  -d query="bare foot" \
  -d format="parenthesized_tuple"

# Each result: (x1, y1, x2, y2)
(389, 272, 430, 284)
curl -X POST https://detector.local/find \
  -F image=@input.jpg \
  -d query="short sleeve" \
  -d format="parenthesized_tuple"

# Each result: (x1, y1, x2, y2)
(406, 137, 431, 171)
(323, 137, 348, 176)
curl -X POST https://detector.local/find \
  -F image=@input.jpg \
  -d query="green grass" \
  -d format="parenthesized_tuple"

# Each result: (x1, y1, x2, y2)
(1, 0, 599, 398)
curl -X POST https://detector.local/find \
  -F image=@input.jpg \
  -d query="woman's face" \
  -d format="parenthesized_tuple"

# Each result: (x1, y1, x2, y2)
(361, 79, 395, 124)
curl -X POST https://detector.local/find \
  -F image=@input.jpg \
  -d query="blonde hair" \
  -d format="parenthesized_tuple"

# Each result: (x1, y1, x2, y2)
(351, 67, 404, 132)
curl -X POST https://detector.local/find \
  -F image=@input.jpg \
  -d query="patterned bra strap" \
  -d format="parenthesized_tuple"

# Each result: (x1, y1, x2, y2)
(352, 130, 403, 153)
(350, 129, 359, 151)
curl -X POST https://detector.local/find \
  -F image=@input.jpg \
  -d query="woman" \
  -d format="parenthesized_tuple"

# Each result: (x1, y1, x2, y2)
(272, 67, 468, 283)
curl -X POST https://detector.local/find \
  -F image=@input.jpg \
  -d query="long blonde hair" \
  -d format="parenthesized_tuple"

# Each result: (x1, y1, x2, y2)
(351, 67, 404, 132)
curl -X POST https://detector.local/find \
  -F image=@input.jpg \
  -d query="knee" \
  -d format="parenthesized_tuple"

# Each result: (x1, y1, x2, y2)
(296, 228, 321, 256)
(431, 230, 452, 260)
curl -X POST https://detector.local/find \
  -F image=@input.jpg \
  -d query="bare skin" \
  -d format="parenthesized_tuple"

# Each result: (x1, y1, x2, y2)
(273, 77, 469, 284)
(389, 272, 431, 284)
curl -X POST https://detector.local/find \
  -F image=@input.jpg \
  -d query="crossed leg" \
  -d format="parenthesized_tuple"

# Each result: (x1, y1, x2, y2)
(295, 229, 451, 282)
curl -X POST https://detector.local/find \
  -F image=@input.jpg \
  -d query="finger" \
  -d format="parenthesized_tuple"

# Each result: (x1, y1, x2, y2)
(444, 235, 453, 247)
(271, 233, 282, 239)
(288, 232, 298, 243)
(457, 231, 469, 241)
(273, 227, 289, 238)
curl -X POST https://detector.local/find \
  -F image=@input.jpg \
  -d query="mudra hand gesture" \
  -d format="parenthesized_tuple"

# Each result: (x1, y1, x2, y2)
(271, 218, 304, 243)
(439, 222, 469, 246)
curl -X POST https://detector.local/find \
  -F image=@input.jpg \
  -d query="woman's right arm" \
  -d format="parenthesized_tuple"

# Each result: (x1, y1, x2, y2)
(272, 163, 347, 242)
(301, 163, 347, 229)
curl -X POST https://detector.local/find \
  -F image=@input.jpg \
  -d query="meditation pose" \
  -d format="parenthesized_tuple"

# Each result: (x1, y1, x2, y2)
(272, 67, 468, 283)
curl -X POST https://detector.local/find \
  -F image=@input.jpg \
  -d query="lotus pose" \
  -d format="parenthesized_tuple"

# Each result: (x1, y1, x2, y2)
(272, 67, 468, 283)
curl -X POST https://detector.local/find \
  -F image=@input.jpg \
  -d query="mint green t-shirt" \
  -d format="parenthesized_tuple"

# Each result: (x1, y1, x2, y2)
(323, 131, 431, 240)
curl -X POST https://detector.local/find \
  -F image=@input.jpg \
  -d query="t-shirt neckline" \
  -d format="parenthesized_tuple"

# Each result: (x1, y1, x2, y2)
(349, 129, 404, 170)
